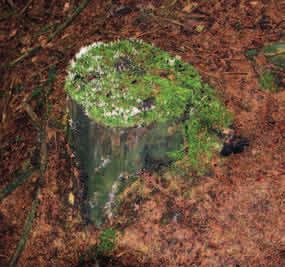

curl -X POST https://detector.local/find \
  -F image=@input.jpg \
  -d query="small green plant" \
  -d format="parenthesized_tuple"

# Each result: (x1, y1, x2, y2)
(259, 70, 278, 92)
(245, 48, 259, 59)
(15, 135, 22, 142)
(263, 42, 285, 69)
(97, 228, 116, 255)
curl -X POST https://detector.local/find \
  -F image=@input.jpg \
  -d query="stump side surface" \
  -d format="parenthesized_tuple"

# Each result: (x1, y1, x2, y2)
(65, 40, 232, 225)
(69, 99, 184, 225)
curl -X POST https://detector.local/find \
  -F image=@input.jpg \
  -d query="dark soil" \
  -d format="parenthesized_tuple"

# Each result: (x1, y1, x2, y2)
(0, 1, 284, 266)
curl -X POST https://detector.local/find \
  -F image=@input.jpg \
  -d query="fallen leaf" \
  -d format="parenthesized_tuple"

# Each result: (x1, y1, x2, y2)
(63, 2, 70, 13)
(196, 25, 205, 33)
(32, 56, 39, 63)
(9, 29, 17, 38)
(61, 33, 70, 40)
(38, 35, 48, 48)
(182, 3, 197, 13)
(47, 127, 57, 142)
(73, 167, 80, 178)
(168, 74, 175, 80)
(68, 192, 75, 205)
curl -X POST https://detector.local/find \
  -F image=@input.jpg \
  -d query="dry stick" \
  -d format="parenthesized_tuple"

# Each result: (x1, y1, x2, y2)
(8, 64, 57, 266)
(8, 187, 41, 267)
(150, 12, 207, 30)
(1, 85, 43, 174)
(0, 10, 16, 21)
(7, 0, 17, 9)
(136, 26, 167, 37)
(151, 14, 185, 28)
(8, 127, 47, 267)
(18, 0, 33, 16)
(8, 97, 48, 267)
(7, 0, 92, 68)
(22, 102, 40, 128)
(1, 72, 13, 126)
(0, 168, 37, 203)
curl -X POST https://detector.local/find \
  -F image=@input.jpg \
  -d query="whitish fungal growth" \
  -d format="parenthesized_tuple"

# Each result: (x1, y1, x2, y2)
(65, 39, 203, 128)
(65, 39, 231, 225)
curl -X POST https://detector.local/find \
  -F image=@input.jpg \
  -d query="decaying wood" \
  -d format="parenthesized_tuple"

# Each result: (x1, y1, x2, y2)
(6, 0, 92, 69)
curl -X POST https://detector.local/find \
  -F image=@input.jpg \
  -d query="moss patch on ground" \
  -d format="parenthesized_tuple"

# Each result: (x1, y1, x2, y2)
(259, 69, 278, 92)
(246, 43, 285, 93)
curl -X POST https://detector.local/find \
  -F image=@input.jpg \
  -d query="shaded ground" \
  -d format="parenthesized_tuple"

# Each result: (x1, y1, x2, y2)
(0, 0, 284, 266)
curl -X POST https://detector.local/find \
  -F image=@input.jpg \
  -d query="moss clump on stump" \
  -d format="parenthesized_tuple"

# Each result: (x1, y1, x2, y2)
(66, 39, 206, 128)
(65, 39, 231, 168)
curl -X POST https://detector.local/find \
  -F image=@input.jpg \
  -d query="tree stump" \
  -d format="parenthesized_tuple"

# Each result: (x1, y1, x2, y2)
(65, 40, 231, 225)
(68, 98, 183, 225)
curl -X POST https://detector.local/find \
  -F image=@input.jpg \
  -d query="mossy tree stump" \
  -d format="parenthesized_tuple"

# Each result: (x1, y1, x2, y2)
(65, 40, 231, 226)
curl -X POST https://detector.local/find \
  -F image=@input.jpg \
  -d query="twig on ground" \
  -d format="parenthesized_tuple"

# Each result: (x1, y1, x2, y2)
(151, 14, 185, 28)
(8, 107, 48, 267)
(0, 11, 16, 21)
(1, 72, 13, 126)
(46, 0, 91, 43)
(8, 185, 41, 267)
(7, 0, 17, 9)
(6, 0, 92, 69)
(223, 72, 249, 76)
(18, 0, 33, 16)
(22, 102, 40, 128)
(136, 26, 166, 37)
(9, 45, 41, 69)
(7, 63, 55, 266)
(0, 168, 37, 203)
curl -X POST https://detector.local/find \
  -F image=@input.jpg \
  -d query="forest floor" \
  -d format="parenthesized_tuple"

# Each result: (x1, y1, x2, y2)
(0, 0, 285, 266)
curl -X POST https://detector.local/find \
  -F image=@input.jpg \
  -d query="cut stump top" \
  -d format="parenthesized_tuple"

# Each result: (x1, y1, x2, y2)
(65, 39, 203, 128)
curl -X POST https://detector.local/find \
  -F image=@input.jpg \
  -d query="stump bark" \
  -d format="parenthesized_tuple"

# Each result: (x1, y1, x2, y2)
(68, 98, 184, 225)
(65, 39, 231, 225)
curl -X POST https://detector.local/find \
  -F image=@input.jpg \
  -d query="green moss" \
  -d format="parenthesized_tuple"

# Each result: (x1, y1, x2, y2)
(65, 39, 232, 168)
(65, 39, 204, 128)
(259, 70, 278, 92)
(97, 228, 116, 255)
(185, 91, 231, 170)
